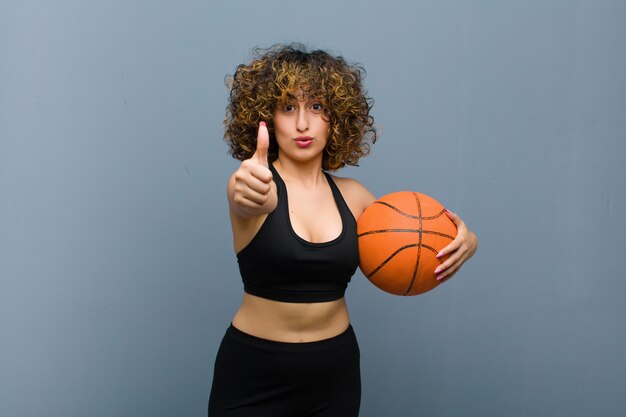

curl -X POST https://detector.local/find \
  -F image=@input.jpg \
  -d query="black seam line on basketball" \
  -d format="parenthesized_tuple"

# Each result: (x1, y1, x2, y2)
(405, 244, 444, 295)
(366, 243, 442, 280)
(366, 244, 420, 279)
(373, 202, 446, 220)
(358, 229, 455, 240)
(404, 192, 423, 295)
(422, 244, 445, 265)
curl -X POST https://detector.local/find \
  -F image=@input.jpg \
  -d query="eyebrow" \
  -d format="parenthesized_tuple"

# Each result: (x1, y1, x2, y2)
(283, 93, 324, 103)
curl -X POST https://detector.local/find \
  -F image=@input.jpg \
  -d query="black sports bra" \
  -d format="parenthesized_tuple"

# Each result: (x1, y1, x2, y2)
(236, 163, 359, 303)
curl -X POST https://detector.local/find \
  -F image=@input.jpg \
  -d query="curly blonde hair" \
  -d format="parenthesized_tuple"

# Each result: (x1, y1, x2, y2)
(224, 43, 377, 171)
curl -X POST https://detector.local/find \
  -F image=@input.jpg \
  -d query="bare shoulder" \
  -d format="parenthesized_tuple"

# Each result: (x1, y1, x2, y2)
(330, 175, 377, 220)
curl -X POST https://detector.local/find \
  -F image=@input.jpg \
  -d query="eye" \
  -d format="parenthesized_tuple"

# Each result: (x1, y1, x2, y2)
(311, 102, 323, 112)
(283, 103, 296, 112)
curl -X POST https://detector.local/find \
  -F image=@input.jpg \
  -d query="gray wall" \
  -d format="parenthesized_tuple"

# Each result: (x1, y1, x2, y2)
(1, 1, 625, 416)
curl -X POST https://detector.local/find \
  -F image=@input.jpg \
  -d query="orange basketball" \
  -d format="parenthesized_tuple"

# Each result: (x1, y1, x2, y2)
(357, 191, 457, 296)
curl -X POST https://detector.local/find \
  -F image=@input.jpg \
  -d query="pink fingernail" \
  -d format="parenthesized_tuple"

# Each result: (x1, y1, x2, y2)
(260, 121, 266, 127)
(436, 275, 444, 281)
(436, 252, 443, 258)
(434, 267, 442, 274)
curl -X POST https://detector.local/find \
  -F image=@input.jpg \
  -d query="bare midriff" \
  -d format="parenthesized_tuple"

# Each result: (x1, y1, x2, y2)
(231, 292, 350, 343)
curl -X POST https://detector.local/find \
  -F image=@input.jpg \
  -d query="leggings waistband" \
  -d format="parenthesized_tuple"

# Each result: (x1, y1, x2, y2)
(226, 323, 356, 352)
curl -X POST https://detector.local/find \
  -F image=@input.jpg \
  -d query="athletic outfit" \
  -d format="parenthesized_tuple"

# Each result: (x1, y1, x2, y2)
(208, 164, 361, 416)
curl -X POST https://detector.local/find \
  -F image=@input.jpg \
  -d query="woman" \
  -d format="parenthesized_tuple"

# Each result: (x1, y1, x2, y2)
(209, 44, 478, 417)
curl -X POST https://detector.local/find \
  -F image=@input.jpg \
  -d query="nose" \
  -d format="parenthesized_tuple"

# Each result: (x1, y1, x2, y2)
(296, 109, 309, 132)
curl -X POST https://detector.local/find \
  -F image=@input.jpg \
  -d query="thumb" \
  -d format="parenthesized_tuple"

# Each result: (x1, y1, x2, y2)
(254, 121, 269, 167)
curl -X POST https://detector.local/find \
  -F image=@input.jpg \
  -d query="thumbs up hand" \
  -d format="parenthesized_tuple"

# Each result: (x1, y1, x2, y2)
(228, 121, 278, 218)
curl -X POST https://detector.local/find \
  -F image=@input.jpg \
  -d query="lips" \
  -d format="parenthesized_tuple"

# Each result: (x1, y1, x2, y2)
(295, 136, 313, 148)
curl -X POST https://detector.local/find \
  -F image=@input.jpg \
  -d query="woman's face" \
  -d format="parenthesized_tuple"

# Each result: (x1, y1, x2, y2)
(272, 95, 330, 164)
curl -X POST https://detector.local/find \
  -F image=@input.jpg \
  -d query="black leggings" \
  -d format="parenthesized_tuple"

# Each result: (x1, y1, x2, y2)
(208, 324, 361, 417)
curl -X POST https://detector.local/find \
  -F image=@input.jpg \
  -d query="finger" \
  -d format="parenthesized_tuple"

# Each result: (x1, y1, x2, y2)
(445, 208, 465, 229)
(434, 249, 463, 275)
(444, 208, 458, 220)
(241, 173, 272, 195)
(437, 264, 461, 281)
(235, 189, 270, 206)
(254, 121, 269, 167)
(436, 257, 464, 281)
(436, 238, 461, 259)
(438, 270, 458, 283)
(248, 164, 273, 184)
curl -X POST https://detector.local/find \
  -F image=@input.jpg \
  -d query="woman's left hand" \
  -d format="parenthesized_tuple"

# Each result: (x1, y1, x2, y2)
(433, 209, 478, 282)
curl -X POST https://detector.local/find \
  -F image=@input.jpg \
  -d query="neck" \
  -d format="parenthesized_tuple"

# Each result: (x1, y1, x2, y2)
(273, 155, 325, 186)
